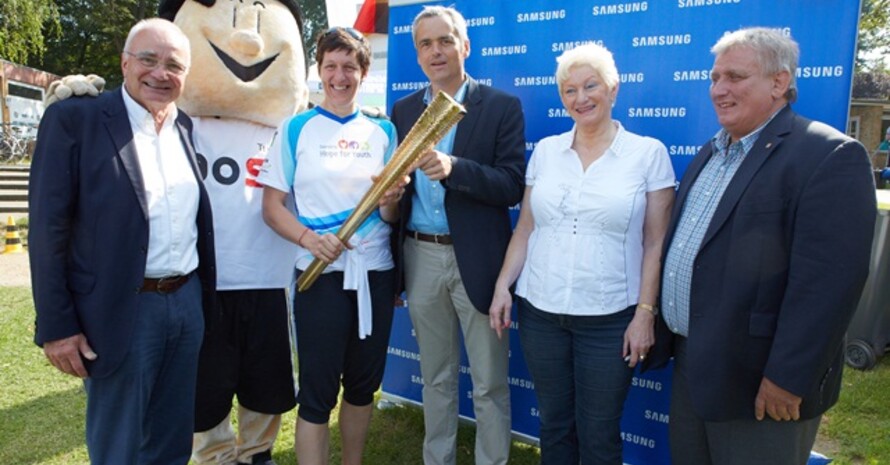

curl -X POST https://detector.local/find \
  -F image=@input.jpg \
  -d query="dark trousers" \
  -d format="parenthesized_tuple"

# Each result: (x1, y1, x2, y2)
(518, 298, 635, 465)
(293, 270, 394, 424)
(670, 336, 821, 465)
(84, 274, 204, 465)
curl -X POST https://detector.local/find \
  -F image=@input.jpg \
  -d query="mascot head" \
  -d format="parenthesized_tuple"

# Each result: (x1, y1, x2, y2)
(159, 0, 309, 127)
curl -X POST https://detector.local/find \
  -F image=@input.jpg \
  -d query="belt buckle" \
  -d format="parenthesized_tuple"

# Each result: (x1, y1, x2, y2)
(155, 276, 177, 294)
(433, 234, 443, 245)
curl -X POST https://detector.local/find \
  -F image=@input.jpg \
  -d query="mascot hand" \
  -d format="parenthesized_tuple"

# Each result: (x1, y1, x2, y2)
(360, 106, 388, 120)
(44, 74, 107, 107)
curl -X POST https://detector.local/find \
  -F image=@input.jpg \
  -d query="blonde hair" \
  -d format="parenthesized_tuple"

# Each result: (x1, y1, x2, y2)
(555, 43, 619, 93)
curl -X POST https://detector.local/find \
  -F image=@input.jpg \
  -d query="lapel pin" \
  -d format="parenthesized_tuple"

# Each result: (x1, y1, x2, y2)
(765, 142, 772, 149)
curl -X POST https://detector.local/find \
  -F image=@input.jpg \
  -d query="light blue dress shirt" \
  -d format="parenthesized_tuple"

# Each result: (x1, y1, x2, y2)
(406, 79, 469, 234)
(661, 109, 782, 336)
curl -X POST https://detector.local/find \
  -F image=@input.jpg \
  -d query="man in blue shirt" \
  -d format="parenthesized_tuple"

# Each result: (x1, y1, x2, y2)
(652, 27, 874, 465)
(390, 6, 526, 465)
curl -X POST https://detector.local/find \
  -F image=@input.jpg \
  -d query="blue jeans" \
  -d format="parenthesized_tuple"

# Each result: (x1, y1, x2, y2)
(518, 298, 634, 465)
(84, 274, 204, 465)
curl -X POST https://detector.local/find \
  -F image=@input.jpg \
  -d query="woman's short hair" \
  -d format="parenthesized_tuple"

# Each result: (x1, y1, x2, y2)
(711, 27, 799, 103)
(315, 27, 371, 75)
(411, 5, 469, 45)
(555, 43, 619, 92)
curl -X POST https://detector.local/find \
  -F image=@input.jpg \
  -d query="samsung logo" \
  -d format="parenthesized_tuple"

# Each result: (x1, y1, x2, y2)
(517, 9, 566, 22)
(678, 0, 740, 7)
(674, 69, 711, 81)
(620, 72, 645, 83)
(631, 377, 664, 391)
(466, 16, 496, 27)
(387, 347, 420, 361)
(644, 409, 670, 424)
(391, 81, 427, 91)
(508, 377, 535, 389)
(592, 2, 648, 15)
(628, 107, 687, 118)
(548, 108, 571, 118)
(514, 76, 558, 87)
(552, 39, 603, 52)
(632, 34, 692, 47)
(392, 24, 412, 35)
(797, 65, 844, 78)
(481, 45, 528, 57)
(669, 145, 702, 156)
(621, 432, 656, 449)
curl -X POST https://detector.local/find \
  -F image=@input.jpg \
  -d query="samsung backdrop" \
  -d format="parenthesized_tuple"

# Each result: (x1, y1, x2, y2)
(381, 1, 860, 464)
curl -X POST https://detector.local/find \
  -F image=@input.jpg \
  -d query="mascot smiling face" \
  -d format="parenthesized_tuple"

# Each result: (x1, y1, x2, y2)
(159, 0, 309, 128)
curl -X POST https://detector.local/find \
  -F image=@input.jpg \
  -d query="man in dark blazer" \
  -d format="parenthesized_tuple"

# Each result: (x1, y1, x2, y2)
(646, 28, 875, 465)
(390, 6, 525, 465)
(29, 18, 216, 465)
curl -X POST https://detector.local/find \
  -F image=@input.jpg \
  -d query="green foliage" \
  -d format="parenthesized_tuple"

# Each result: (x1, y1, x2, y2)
(31, 0, 159, 89)
(300, 0, 329, 64)
(857, 0, 890, 71)
(0, 0, 60, 64)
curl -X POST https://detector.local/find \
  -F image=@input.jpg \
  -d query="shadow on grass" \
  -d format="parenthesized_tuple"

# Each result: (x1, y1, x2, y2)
(0, 386, 87, 464)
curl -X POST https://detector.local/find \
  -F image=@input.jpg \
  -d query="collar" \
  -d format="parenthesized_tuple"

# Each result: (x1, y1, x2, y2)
(423, 76, 469, 105)
(712, 105, 786, 153)
(558, 120, 629, 158)
(121, 85, 178, 135)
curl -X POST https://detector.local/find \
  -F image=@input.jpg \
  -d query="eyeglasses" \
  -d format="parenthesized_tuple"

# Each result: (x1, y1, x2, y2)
(325, 26, 365, 43)
(124, 51, 189, 76)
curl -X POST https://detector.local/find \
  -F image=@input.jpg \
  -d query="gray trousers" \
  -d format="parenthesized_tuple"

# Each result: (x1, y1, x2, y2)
(404, 237, 511, 465)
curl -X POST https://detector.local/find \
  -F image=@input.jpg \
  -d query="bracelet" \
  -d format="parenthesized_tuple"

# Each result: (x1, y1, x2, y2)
(297, 228, 310, 247)
(637, 303, 657, 315)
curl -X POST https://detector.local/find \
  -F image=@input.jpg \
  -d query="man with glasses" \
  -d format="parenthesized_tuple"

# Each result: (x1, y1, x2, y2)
(29, 18, 216, 464)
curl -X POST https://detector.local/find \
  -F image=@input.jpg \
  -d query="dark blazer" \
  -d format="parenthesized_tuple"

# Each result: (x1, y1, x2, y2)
(391, 77, 526, 313)
(29, 88, 216, 379)
(645, 106, 875, 421)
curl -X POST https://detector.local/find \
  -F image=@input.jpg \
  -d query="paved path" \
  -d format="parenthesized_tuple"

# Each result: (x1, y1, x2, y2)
(0, 249, 30, 287)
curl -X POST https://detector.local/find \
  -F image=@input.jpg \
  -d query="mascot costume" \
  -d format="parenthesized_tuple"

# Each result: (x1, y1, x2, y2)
(45, 1, 311, 463)
(159, 1, 308, 464)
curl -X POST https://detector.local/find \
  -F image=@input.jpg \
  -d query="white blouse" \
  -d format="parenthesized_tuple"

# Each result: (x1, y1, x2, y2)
(516, 122, 675, 316)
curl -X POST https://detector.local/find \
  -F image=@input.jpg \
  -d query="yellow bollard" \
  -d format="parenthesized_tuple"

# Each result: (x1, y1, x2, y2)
(3, 216, 23, 254)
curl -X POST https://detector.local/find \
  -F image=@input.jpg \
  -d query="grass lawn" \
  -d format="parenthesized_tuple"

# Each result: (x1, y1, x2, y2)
(1, 284, 887, 464)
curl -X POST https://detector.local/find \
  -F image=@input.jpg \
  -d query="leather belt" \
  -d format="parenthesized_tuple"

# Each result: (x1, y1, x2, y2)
(141, 273, 192, 294)
(407, 229, 453, 245)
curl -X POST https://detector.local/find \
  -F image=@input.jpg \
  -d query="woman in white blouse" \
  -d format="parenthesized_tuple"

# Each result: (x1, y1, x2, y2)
(489, 43, 675, 464)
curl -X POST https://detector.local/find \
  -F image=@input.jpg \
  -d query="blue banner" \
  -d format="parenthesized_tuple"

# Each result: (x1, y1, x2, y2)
(383, 1, 859, 463)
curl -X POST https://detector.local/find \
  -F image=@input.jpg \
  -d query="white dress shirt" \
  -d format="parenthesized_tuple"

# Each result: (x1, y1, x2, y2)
(516, 122, 675, 316)
(122, 88, 200, 278)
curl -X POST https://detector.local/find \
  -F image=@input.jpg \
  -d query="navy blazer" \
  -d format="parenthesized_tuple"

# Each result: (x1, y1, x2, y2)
(391, 78, 526, 313)
(645, 106, 875, 421)
(29, 89, 217, 379)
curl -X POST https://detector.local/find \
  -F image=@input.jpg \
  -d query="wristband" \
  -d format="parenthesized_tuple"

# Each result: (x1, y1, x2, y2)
(297, 228, 310, 247)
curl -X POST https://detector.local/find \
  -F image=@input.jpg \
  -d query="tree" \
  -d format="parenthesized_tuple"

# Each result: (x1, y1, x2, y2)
(0, 0, 60, 64)
(853, 70, 890, 99)
(31, 0, 158, 88)
(301, 0, 329, 63)
(857, 0, 890, 72)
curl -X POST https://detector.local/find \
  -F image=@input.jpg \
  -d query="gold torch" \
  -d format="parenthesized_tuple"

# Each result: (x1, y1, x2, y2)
(296, 91, 467, 292)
